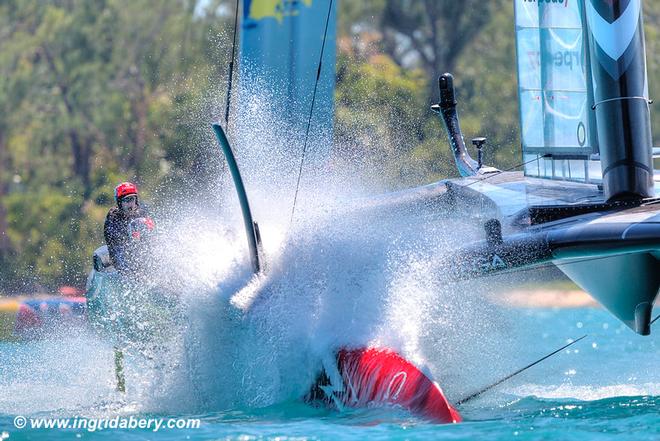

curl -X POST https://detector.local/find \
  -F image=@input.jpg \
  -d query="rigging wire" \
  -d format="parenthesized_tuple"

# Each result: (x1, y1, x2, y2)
(457, 311, 657, 405)
(224, 0, 240, 130)
(455, 335, 587, 405)
(457, 287, 658, 404)
(289, 0, 334, 227)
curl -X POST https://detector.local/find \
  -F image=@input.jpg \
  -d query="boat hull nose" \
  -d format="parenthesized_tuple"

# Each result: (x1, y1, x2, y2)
(558, 252, 659, 335)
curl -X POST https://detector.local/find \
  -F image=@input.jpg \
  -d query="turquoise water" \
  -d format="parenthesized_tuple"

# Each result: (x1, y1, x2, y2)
(1, 307, 658, 441)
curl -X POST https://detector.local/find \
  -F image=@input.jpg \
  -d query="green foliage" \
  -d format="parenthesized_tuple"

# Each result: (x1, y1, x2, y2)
(334, 0, 519, 187)
(335, 52, 429, 186)
(0, 0, 230, 291)
(335, 50, 458, 187)
(4, 186, 101, 288)
(455, 4, 520, 169)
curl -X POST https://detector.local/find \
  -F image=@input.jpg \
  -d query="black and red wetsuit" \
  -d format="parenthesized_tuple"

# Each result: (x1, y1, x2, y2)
(103, 206, 153, 270)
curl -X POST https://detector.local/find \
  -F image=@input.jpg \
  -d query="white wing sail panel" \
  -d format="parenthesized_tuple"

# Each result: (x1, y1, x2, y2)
(514, 0, 600, 183)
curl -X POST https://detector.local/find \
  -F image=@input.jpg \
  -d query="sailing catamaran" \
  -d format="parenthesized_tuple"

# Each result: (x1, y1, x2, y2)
(226, 0, 659, 335)
(84, 0, 656, 423)
(424, 0, 659, 337)
(211, 0, 658, 422)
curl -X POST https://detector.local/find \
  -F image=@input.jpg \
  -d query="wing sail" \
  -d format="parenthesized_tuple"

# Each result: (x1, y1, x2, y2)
(239, 0, 336, 160)
(514, 0, 600, 183)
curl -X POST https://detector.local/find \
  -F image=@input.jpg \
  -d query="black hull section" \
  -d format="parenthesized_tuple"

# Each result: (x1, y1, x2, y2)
(436, 203, 660, 335)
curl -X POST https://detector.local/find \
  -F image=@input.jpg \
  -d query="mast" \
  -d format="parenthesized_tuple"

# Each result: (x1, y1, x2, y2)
(585, 0, 654, 201)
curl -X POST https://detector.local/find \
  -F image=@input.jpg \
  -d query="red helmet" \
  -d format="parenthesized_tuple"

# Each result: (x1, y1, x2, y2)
(114, 182, 138, 203)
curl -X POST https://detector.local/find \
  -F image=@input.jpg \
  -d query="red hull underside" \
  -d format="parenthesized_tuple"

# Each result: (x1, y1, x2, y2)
(332, 347, 461, 424)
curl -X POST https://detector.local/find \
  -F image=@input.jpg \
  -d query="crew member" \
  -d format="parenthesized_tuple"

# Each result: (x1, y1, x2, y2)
(104, 182, 154, 271)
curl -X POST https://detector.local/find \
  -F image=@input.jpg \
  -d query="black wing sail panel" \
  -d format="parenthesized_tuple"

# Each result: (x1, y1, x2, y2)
(440, 205, 660, 335)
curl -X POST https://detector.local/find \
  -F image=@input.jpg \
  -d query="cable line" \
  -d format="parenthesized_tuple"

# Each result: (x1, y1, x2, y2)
(224, 0, 240, 130)
(456, 335, 588, 405)
(289, 0, 334, 227)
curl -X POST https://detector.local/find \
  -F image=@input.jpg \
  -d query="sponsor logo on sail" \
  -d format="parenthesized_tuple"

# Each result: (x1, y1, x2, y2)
(527, 50, 582, 71)
(246, 0, 313, 23)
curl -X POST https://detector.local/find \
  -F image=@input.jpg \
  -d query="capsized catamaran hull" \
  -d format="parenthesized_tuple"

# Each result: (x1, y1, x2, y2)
(340, 153, 659, 338)
(359, 170, 660, 336)
(365, 0, 660, 336)
(307, 347, 462, 424)
(473, 0, 659, 335)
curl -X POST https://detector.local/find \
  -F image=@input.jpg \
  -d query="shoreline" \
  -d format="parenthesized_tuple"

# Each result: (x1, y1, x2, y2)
(493, 289, 598, 308)
(493, 289, 659, 309)
(2, 290, 658, 310)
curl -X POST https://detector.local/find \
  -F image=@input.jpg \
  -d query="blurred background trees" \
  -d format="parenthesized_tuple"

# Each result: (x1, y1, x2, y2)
(0, 0, 659, 291)
(0, 0, 230, 290)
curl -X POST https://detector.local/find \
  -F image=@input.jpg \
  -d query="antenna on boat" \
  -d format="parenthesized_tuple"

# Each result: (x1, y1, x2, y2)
(289, 0, 334, 227)
(431, 73, 478, 177)
(455, 335, 587, 406)
(472, 137, 487, 169)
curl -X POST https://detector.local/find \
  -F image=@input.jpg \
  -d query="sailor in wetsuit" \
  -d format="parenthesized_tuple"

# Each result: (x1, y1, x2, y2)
(104, 182, 154, 271)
